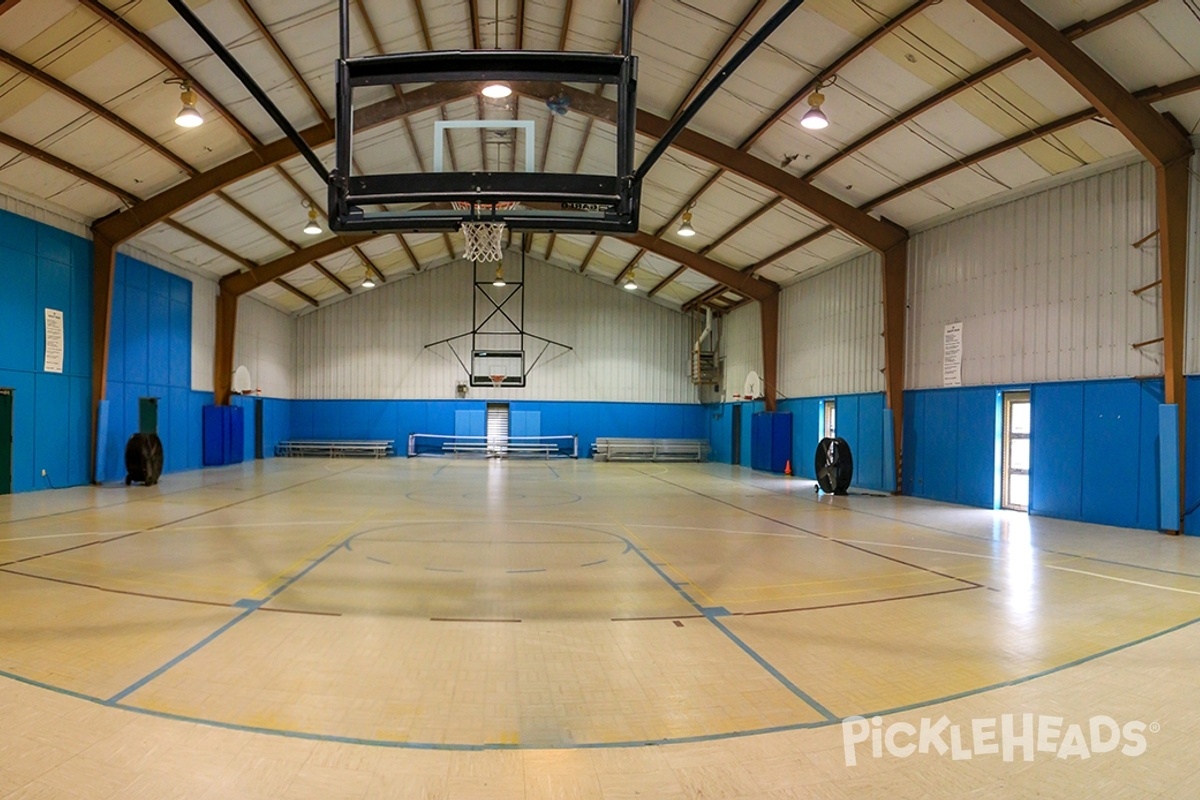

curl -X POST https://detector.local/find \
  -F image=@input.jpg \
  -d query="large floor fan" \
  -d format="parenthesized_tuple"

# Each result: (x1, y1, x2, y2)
(814, 437, 853, 495)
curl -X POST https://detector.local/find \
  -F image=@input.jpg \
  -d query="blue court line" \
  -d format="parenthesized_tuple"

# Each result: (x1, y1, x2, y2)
(619, 534, 837, 722)
(106, 533, 353, 705)
(425, 566, 465, 573)
(507, 568, 546, 574)
(5, 603, 1200, 751)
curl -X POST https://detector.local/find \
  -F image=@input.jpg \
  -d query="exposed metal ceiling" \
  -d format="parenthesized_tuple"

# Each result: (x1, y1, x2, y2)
(0, 0, 1197, 314)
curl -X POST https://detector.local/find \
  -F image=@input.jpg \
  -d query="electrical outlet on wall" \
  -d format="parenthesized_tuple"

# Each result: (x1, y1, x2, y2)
(40, 469, 46, 476)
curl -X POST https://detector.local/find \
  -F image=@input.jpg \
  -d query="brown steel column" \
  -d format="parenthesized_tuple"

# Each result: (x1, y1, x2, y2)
(1158, 154, 1191, 532)
(214, 290, 238, 406)
(882, 239, 909, 492)
(89, 233, 117, 483)
(759, 291, 780, 413)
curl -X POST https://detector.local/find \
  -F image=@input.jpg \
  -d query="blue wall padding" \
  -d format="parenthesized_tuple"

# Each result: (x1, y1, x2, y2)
(202, 405, 246, 466)
(1029, 382, 1083, 519)
(203, 405, 225, 466)
(762, 393, 888, 491)
(293, 400, 705, 456)
(230, 395, 290, 459)
(1159, 404, 1181, 532)
(882, 409, 896, 493)
(1187, 377, 1200, 535)
(902, 379, 1165, 531)
(511, 410, 541, 438)
(751, 412, 792, 473)
(905, 387, 1001, 507)
(101, 254, 202, 482)
(0, 209, 93, 492)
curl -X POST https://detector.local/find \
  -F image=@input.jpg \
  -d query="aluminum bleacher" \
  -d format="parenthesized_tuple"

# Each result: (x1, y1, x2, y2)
(591, 438, 710, 462)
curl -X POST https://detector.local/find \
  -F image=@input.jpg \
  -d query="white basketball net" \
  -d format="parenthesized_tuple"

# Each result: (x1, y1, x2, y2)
(462, 221, 506, 263)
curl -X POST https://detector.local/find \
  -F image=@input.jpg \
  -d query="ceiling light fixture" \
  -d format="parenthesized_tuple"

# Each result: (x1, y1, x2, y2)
(493, 264, 506, 287)
(624, 270, 638, 291)
(678, 206, 696, 238)
(302, 200, 322, 236)
(165, 78, 203, 128)
(362, 271, 376, 289)
(482, 81, 512, 100)
(801, 77, 836, 131)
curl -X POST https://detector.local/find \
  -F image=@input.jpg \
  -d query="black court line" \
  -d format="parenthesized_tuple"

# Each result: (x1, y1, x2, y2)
(637, 469, 985, 590)
(430, 617, 522, 623)
(610, 585, 981, 621)
(0, 464, 365, 569)
(738, 584, 982, 616)
(0, 567, 342, 617)
(0, 459, 321, 529)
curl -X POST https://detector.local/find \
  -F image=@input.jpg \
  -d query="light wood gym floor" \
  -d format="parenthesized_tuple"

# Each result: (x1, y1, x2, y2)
(1, 457, 1199, 798)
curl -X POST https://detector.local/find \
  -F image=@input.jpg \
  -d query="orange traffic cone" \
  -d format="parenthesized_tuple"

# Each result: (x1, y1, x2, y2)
(784, 459, 792, 476)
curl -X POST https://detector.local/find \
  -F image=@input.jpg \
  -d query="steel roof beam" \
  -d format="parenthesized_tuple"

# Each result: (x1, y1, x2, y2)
(93, 82, 474, 246)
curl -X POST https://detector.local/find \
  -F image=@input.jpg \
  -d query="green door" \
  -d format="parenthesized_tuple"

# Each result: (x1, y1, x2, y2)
(0, 388, 12, 495)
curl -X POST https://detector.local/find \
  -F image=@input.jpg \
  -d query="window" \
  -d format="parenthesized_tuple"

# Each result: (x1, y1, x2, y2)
(1002, 392, 1031, 511)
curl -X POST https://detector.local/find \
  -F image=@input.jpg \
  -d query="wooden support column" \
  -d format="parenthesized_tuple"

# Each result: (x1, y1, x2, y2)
(882, 239, 909, 492)
(89, 233, 118, 483)
(760, 291, 780, 413)
(1158, 154, 1190, 531)
(214, 290, 238, 406)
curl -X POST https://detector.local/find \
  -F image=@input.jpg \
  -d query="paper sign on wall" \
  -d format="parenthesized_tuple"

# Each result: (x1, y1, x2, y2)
(943, 322, 962, 387)
(44, 309, 64, 373)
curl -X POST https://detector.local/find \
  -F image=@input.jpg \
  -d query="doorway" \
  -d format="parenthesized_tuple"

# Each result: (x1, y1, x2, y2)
(1001, 391, 1031, 511)
(486, 403, 510, 455)
(254, 398, 264, 460)
(731, 404, 742, 465)
(823, 399, 837, 439)
(0, 388, 10, 495)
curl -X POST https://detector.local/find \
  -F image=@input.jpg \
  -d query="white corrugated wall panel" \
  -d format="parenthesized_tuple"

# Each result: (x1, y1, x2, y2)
(722, 303, 762, 401)
(778, 252, 885, 398)
(907, 160, 1161, 389)
(234, 297, 296, 398)
(190, 277, 216, 392)
(1186, 150, 1200, 376)
(294, 254, 698, 402)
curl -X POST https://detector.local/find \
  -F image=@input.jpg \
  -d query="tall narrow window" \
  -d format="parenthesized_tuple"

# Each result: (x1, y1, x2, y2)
(823, 399, 837, 439)
(1002, 392, 1031, 511)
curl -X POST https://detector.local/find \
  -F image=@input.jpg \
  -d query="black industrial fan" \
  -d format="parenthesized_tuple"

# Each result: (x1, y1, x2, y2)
(814, 437, 853, 495)
(124, 433, 164, 486)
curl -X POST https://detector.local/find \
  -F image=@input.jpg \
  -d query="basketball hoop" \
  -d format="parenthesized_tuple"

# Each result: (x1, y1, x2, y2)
(490, 374, 505, 390)
(454, 201, 517, 263)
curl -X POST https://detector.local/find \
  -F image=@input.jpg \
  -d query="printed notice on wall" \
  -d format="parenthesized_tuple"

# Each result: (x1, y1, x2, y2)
(943, 322, 962, 387)
(44, 308, 64, 373)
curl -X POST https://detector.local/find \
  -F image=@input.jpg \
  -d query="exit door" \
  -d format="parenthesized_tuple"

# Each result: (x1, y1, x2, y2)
(0, 388, 12, 495)
(1001, 391, 1031, 511)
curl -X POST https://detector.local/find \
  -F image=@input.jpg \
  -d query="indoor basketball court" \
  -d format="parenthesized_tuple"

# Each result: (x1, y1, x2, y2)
(0, 0, 1199, 797)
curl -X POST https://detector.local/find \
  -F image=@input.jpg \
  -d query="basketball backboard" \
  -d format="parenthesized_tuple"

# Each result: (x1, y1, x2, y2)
(330, 47, 640, 235)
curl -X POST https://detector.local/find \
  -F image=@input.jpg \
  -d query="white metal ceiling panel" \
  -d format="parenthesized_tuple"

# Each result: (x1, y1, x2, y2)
(1077, 13, 1199, 92)
(172, 194, 292, 264)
